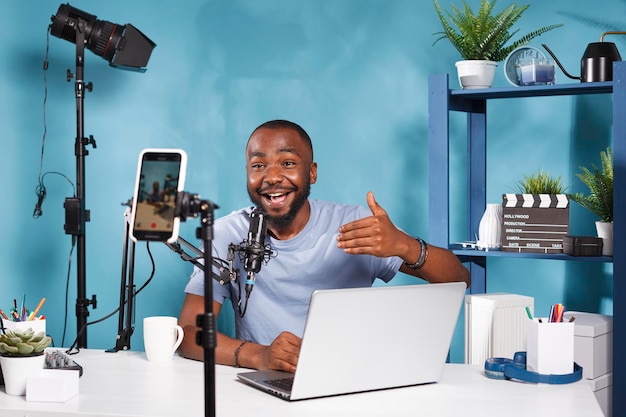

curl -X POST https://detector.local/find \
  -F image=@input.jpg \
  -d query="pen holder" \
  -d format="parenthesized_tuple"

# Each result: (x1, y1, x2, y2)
(526, 318, 574, 375)
(1, 319, 46, 335)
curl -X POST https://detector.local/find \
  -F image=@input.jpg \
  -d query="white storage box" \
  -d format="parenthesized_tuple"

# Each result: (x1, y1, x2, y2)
(26, 369, 79, 402)
(563, 311, 613, 380)
(464, 293, 533, 364)
(589, 372, 612, 417)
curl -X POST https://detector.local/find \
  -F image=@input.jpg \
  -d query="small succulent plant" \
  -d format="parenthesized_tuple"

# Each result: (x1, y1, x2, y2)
(0, 328, 52, 356)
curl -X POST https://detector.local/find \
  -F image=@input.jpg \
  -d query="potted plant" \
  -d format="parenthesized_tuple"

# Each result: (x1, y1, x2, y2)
(569, 147, 613, 255)
(501, 169, 570, 253)
(514, 169, 569, 194)
(0, 328, 52, 395)
(433, 0, 563, 88)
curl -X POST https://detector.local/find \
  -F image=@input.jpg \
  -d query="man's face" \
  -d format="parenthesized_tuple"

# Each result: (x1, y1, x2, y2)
(246, 127, 317, 230)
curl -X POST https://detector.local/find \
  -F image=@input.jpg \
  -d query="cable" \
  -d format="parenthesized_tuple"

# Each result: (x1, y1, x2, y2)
(33, 25, 52, 219)
(34, 24, 76, 218)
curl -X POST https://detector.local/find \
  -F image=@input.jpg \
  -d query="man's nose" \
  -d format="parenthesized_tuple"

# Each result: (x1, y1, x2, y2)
(264, 164, 283, 183)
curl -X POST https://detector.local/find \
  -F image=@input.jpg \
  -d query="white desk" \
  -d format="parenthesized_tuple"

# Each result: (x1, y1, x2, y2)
(0, 349, 604, 417)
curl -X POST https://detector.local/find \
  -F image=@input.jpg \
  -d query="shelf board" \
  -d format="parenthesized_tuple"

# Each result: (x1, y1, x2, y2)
(451, 245, 613, 263)
(450, 81, 613, 99)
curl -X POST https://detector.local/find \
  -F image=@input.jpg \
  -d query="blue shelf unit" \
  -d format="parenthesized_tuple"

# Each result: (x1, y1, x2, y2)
(428, 62, 624, 416)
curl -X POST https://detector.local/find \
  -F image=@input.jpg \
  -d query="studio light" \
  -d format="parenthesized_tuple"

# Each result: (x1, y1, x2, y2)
(47, 3, 156, 349)
(50, 3, 156, 72)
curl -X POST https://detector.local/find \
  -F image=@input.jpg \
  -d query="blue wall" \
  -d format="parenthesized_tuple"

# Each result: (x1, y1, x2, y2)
(0, 0, 619, 361)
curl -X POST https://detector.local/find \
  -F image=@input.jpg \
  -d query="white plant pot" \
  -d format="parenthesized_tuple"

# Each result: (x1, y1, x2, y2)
(595, 221, 613, 256)
(0, 354, 45, 396)
(455, 60, 498, 89)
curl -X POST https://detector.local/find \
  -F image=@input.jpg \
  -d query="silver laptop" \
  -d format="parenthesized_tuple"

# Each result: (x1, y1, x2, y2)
(237, 281, 466, 401)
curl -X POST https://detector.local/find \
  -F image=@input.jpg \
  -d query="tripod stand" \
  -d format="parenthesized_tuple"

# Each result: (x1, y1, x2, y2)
(110, 192, 220, 417)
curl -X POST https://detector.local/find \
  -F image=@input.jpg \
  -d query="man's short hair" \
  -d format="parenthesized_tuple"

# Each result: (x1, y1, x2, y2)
(250, 120, 313, 158)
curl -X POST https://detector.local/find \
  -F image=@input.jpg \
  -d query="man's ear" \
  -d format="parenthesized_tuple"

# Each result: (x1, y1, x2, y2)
(309, 162, 318, 185)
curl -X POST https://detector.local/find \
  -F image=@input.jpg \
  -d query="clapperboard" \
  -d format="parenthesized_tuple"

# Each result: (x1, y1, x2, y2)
(501, 194, 570, 254)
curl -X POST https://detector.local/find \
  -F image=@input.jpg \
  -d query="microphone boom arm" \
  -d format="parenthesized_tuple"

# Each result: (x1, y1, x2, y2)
(164, 236, 238, 285)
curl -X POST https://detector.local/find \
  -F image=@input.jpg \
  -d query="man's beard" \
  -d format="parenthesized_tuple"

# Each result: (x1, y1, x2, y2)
(248, 180, 311, 231)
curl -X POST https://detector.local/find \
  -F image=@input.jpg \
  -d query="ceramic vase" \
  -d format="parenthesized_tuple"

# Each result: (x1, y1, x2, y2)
(478, 203, 503, 250)
(0, 353, 45, 395)
(455, 60, 497, 89)
(595, 221, 613, 256)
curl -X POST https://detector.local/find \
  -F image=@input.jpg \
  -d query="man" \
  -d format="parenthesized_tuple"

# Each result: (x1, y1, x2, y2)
(178, 120, 470, 372)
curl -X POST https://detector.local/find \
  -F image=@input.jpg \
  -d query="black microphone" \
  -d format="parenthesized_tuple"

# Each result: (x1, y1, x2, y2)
(243, 209, 268, 294)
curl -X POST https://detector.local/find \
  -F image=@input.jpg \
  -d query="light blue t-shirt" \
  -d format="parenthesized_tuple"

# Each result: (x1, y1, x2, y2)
(184, 199, 403, 345)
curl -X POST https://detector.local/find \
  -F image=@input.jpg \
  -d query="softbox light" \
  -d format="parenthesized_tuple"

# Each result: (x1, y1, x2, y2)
(50, 3, 156, 72)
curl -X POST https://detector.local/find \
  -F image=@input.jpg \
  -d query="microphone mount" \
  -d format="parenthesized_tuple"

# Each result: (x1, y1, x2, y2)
(164, 208, 274, 317)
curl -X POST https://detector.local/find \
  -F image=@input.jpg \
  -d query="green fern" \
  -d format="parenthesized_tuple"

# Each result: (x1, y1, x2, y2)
(433, 0, 563, 62)
(569, 147, 614, 223)
(515, 169, 568, 194)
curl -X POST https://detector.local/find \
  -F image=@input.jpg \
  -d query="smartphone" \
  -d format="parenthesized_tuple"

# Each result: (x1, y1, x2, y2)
(130, 149, 187, 243)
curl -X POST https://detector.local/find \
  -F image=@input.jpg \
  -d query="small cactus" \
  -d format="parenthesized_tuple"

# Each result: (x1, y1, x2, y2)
(0, 328, 51, 356)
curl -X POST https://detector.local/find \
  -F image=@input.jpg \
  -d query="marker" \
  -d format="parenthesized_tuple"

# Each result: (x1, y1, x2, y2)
(525, 306, 533, 320)
(28, 297, 46, 321)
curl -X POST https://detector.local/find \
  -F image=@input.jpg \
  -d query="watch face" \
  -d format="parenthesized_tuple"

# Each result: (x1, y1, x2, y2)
(504, 46, 549, 86)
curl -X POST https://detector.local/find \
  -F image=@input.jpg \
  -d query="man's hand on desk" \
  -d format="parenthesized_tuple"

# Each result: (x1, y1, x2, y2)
(242, 331, 302, 373)
(178, 294, 301, 373)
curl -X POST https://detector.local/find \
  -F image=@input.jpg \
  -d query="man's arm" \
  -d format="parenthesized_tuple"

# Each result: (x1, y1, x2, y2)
(178, 293, 302, 370)
(336, 192, 470, 287)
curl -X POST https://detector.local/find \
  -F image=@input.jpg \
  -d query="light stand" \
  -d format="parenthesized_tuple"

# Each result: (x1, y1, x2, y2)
(63, 26, 97, 348)
(49, 4, 156, 347)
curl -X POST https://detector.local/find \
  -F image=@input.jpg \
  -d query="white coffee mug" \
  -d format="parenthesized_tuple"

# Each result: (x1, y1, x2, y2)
(143, 316, 184, 362)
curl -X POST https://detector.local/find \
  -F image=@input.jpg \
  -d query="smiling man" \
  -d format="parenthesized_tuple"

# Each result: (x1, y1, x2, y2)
(178, 120, 470, 371)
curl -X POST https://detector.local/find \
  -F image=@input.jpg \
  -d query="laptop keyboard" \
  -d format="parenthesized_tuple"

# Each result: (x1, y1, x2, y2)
(264, 377, 294, 391)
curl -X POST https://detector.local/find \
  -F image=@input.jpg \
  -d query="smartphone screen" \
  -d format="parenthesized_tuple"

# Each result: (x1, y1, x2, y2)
(130, 149, 187, 243)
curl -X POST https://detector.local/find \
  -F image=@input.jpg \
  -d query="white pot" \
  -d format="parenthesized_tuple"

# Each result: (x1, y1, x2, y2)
(595, 221, 613, 256)
(455, 60, 498, 89)
(0, 354, 45, 395)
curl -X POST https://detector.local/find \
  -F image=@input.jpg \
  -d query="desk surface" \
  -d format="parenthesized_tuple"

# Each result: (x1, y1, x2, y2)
(0, 349, 604, 417)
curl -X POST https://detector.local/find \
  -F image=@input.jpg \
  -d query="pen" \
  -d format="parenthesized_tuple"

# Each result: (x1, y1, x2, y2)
(11, 310, 21, 322)
(28, 297, 46, 321)
(20, 294, 25, 321)
(525, 306, 533, 320)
